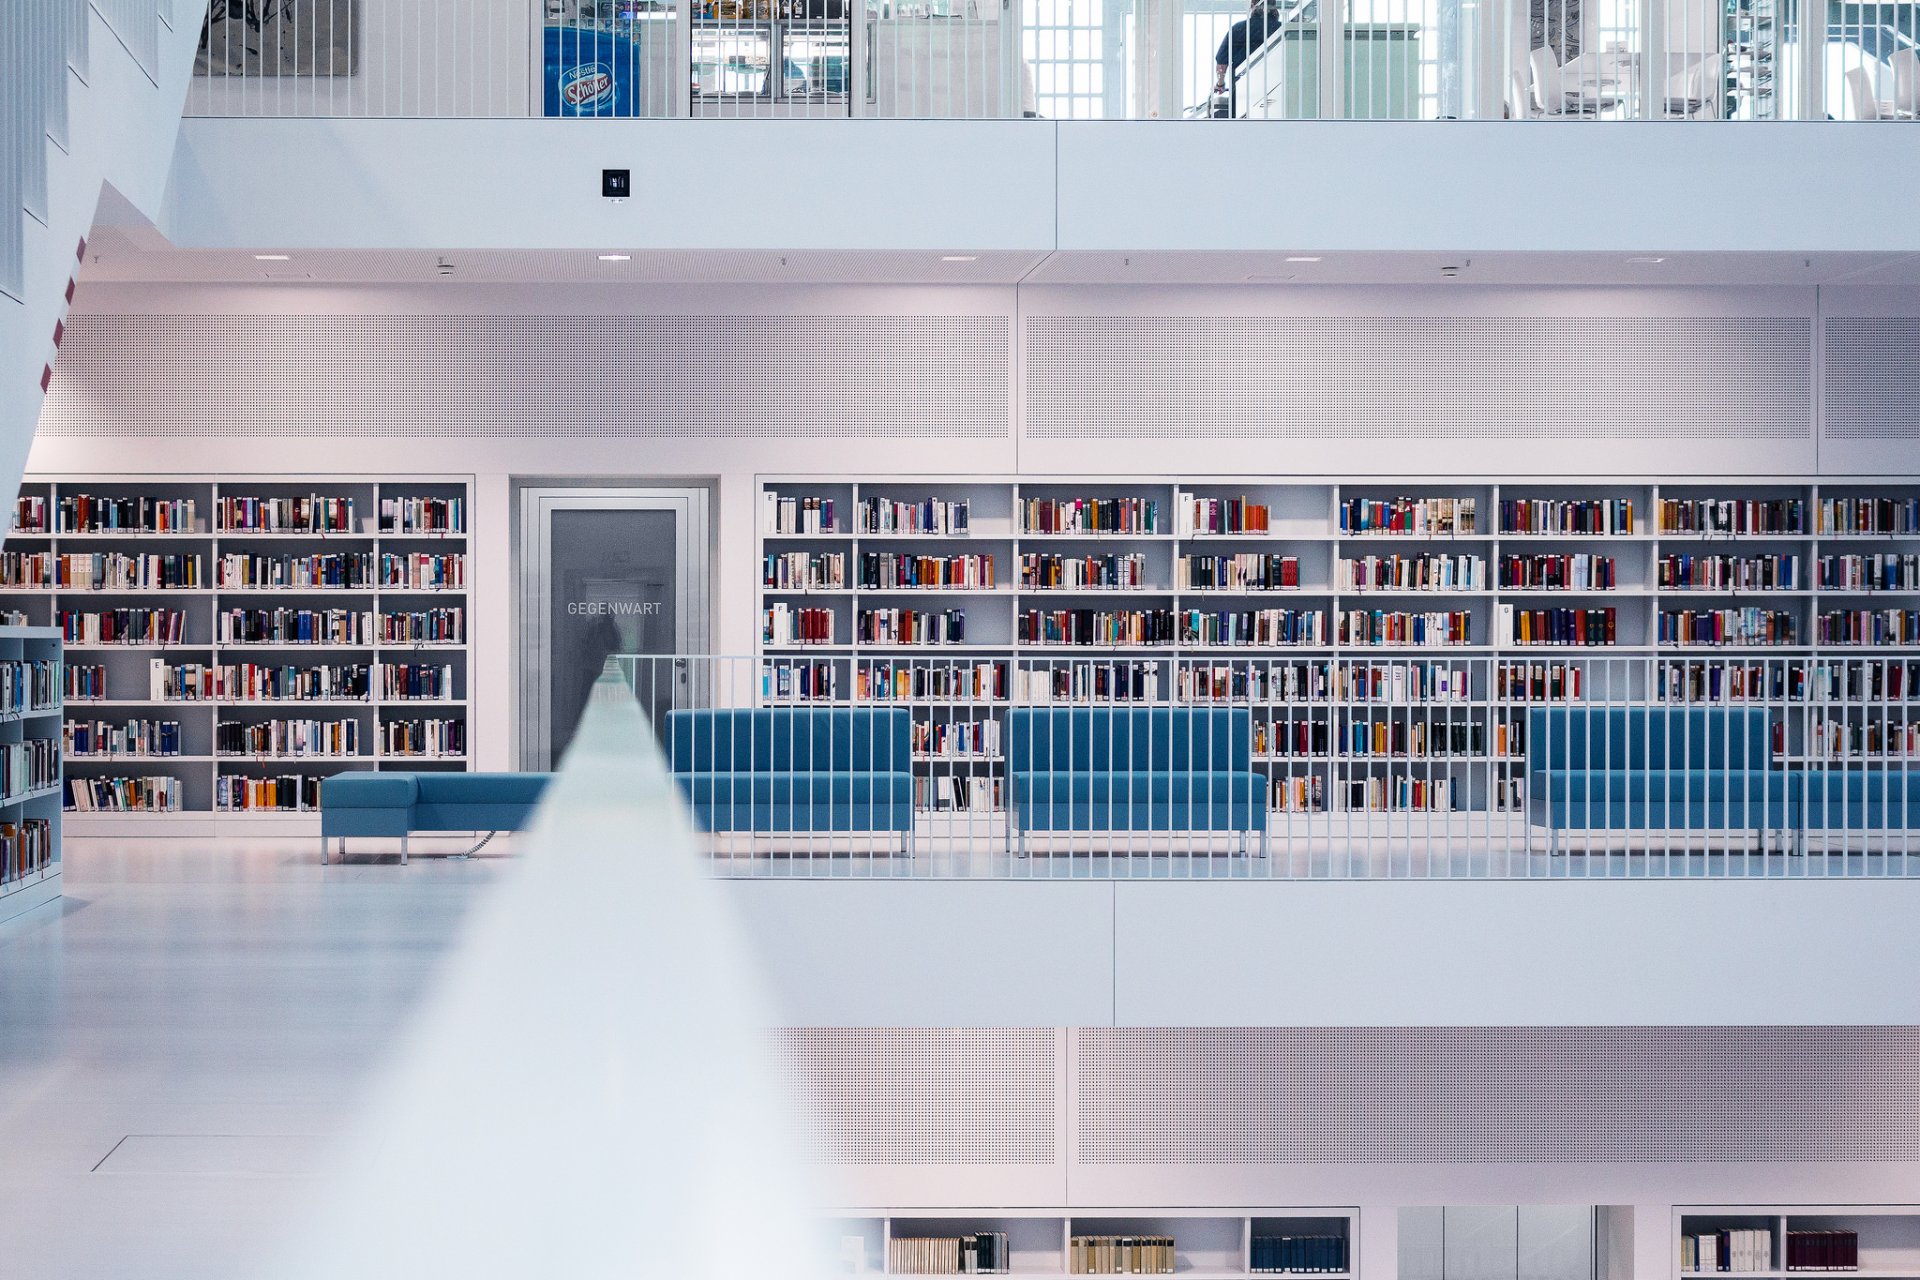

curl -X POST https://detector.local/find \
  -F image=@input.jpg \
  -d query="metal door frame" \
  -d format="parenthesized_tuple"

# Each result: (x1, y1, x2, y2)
(516, 482, 712, 770)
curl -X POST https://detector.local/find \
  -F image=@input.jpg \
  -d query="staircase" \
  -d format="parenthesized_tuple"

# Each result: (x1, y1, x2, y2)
(0, 0, 199, 488)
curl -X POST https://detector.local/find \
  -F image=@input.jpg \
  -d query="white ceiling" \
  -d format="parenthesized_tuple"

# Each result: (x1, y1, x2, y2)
(75, 227, 1920, 289)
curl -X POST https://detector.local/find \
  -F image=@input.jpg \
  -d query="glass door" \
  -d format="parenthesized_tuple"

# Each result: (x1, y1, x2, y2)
(518, 485, 711, 769)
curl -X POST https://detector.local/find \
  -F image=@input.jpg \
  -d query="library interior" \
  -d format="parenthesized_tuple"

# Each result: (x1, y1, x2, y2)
(1, 1, 1920, 1277)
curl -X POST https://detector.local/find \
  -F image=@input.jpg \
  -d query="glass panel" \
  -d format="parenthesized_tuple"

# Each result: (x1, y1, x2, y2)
(549, 509, 678, 764)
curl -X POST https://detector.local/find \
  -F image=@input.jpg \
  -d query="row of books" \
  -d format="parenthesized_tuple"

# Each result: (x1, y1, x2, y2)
(1017, 662, 1161, 703)
(0, 739, 60, 798)
(1023, 553, 1144, 591)
(1177, 493, 1272, 535)
(1023, 498, 1160, 536)
(0, 818, 52, 884)
(66, 719, 181, 757)
(1804, 717, 1920, 760)
(1659, 554, 1800, 591)
(1499, 497, 1634, 536)
(67, 775, 180, 812)
(1339, 496, 1476, 536)
(1658, 497, 1806, 535)
(887, 1233, 1008, 1274)
(1254, 718, 1519, 760)
(855, 662, 1006, 702)
(379, 553, 466, 591)
(763, 604, 834, 646)
(1660, 609, 1799, 647)
(0, 659, 59, 713)
(916, 775, 1003, 811)
(1818, 609, 1920, 646)
(1783, 1229, 1859, 1271)
(859, 497, 970, 536)
(1343, 775, 1457, 811)
(1339, 553, 1485, 592)
(764, 551, 845, 590)
(1069, 1236, 1174, 1275)
(151, 661, 372, 702)
(0, 551, 202, 590)
(219, 609, 371, 646)
(216, 775, 320, 812)
(1020, 609, 1177, 647)
(1251, 1233, 1350, 1274)
(379, 608, 466, 645)
(1657, 661, 1796, 704)
(1680, 1227, 1771, 1273)
(1821, 553, 1920, 591)
(48, 495, 197, 534)
(11, 496, 45, 535)
(764, 494, 838, 535)
(912, 720, 1000, 757)
(1819, 496, 1920, 535)
(1338, 610, 1473, 648)
(383, 663, 458, 701)
(1505, 606, 1619, 647)
(64, 663, 104, 702)
(60, 608, 185, 646)
(380, 496, 465, 535)
(1178, 554, 1300, 592)
(217, 495, 355, 534)
(380, 718, 466, 757)
(1183, 609, 1329, 647)
(858, 609, 966, 646)
(868, 553, 996, 590)
(216, 719, 361, 758)
(1500, 553, 1615, 591)
(216, 551, 375, 588)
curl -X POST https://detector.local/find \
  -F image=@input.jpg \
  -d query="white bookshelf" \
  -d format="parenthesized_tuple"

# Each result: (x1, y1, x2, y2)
(1675, 1206, 1920, 1280)
(0, 626, 62, 922)
(760, 478, 1920, 817)
(7, 476, 472, 834)
(823, 1207, 1356, 1278)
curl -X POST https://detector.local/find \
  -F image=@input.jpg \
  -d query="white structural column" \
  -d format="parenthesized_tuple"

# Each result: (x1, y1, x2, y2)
(1320, 0, 1348, 117)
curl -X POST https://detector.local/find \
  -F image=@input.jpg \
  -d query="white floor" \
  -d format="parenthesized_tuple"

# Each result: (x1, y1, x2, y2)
(0, 836, 504, 1279)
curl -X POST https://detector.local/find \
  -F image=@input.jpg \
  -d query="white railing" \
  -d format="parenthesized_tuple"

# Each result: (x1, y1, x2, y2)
(617, 652, 1920, 879)
(178, 0, 1920, 119)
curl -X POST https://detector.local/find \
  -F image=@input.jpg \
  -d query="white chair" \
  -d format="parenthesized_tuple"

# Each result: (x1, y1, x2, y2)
(1847, 66, 1883, 119)
(1509, 68, 1538, 117)
(1530, 46, 1622, 115)
(1892, 47, 1919, 117)
(1662, 53, 1720, 117)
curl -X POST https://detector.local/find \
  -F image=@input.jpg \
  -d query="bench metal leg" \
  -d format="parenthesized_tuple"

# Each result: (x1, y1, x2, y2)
(400, 836, 409, 867)
(320, 835, 329, 865)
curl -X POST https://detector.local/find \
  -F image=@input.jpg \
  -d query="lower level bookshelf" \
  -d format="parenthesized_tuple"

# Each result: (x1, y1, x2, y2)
(0, 626, 62, 923)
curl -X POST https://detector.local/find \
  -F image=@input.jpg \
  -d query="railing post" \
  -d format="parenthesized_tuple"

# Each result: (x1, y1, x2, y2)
(1639, 0, 1666, 116)
(1796, 0, 1825, 118)
(1318, 0, 1347, 116)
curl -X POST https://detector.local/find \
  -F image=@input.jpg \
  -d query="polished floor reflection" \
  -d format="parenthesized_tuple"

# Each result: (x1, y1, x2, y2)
(0, 837, 505, 1280)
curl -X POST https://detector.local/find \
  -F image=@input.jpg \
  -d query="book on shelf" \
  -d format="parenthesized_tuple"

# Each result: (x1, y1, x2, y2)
(1502, 605, 1618, 647)
(1339, 495, 1476, 536)
(1498, 497, 1634, 535)
(1660, 608, 1798, 647)
(1179, 660, 1326, 703)
(1783, 1229, 1858, 1272)
(56, 494, 197, 534)
(1656, 659, 1803, 704)
(1339, 661, 1472, 703)
(218, 495, 355, 534)
(1341, 775, 1456, 812)
(1501, 553, 1617, 591)
(857, 497, 969, 536)
(380, 608, 465, 645)
(1272, 774, 1327, 812)
(0, 818, 53, 885)
(1256, 718, 1332, 757)
(854, 660, 1006, 703)
(1069, 1235, 1175, 1276)
(764, 551, 847, 591)
(1337, 609, 1472, 647)
(380, 718, 466, 757)
(380, 552, 466, 590)
(1021, 553, 1143, 590)
(1808, 658, 1919, 701)
(61, 608, 186, 646)
(380, 496, 465, 535)
(1015, 660, 1162, 703)
(12, 495, 47, 535)
(1, 551, 204, 590)
(1178, 553, 1299, 591)
(219, 608, 373, 646)
(1496, 661, 1586, 701)
(1339, 552, 1484, 592)
(1659, 553, 1800, 591)
(914, 718, 1001, 757)
(67, 775, 181, 813)
(761, 660, 841, 702)
(1020, 609, 1177, 647)
(218, 551, 375, 589)
(1, 658, 61, 712)
(64, 663, 106, 702)
(1681, 1228, 1776, 1273)
(153, 660, 373, 702)
(216, 718, 360, 758)
(763, 604, 835, 646)
(65, 719, 181, 758)
(886, 1232, 1008, 1275)
(382, 662, 456, 701)
(1335, 717, 1513, 758)
(856, 608, 966, 646)
(0, 739, 60, 796)
(1819, 553, 1919, 591)
(862, 552, 995, 590)
(762, 493, 838, 535)
(1805, 716, 1920, 760)
(1818, 495, 1920, 535)
(216, 774, 322, 812)
(1176, 492, 1271, 535)
(1817, 608, 1920, 646)
(1180, 608, 1328, 647)
(915, 774, 1003, 811)
(1022, 497, 1159, 536)
(1251, 1232, 1350, 1274)
(1658, 497, 1806, 534)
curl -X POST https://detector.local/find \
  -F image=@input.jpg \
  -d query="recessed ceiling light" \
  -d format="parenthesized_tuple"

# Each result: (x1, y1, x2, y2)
(941, 255, 978, 262)
(598, 253, 632, 262)
(1626, 256, 1667, 264)
(1285, 256, 1322, 263)
(253, 254, 291, 261)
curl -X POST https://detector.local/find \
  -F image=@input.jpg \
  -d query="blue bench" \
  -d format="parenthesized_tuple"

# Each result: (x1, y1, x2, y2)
(1005, 706, 1267, 856)
(1527, 707, 1795, 853)
(666, 708, 915, 852)
(320, 772, 552, 864)
(1799, 768, 1920, 833)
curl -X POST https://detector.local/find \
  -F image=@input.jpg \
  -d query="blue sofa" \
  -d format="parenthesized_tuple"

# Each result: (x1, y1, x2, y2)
(1527, 707, 1794, 852)
(320, 772, 552, 863)
(666, 708, 915, 851)
(1798, 768, 1920, 834)
(1005, 706, 1267, 856)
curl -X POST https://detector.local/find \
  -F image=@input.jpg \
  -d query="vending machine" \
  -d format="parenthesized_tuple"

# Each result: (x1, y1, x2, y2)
(544, 0, 667, 115)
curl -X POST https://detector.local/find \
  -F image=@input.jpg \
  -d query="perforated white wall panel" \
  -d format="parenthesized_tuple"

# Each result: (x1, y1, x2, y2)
(1025, 316, 1813, 440)
(1075, 1027, 1920, 1165)
(1824, 317, 1920, 440)
(39, 313, 1013, 439)
(778, 1028, 1058, 1166)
